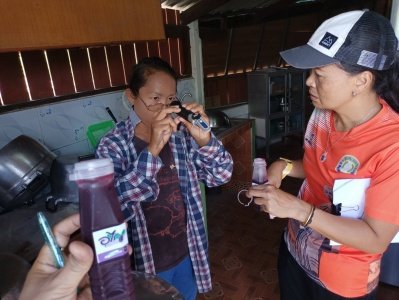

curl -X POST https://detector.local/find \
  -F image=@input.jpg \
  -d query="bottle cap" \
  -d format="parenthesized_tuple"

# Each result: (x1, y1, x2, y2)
(253, 158, 266, 166)
(69, 158, 114, 181)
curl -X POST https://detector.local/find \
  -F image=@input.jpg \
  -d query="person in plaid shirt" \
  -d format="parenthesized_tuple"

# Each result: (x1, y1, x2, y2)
(96, 57, 233, 299)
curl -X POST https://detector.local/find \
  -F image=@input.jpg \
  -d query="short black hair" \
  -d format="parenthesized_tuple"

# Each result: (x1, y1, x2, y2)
(128, 57, 178, 96)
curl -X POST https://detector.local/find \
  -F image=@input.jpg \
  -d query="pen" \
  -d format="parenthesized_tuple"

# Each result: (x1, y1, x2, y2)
(37, 211, 65, 268)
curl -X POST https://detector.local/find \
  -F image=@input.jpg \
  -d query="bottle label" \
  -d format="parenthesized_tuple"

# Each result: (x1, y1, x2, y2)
(92, 223, 129, 264)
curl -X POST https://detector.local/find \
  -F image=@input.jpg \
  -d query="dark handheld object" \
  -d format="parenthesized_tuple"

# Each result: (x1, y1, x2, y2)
(170, 100, 210, 132)
(170, 100, 200, 120)
(106, 107, 117, 123)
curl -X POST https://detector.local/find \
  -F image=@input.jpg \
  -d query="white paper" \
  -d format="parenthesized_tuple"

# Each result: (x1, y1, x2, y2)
(330, 178, 399, 245)
(333, 178, 370, 219)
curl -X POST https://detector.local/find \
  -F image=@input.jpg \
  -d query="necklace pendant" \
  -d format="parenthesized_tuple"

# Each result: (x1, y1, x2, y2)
(320, 152, 327, 162)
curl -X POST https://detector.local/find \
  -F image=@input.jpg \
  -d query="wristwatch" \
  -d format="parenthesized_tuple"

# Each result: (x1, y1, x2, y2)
(279, 157, 293, 179)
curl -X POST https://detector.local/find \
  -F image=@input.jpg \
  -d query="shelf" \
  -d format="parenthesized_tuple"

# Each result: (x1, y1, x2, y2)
(288, 110, 303, 116)
(247, 67, 306, 154)
(270, 92, 285, 97)
(287, 129, 303, 135)
(269, 112, 286, 119)
(270, 135, 283, 145)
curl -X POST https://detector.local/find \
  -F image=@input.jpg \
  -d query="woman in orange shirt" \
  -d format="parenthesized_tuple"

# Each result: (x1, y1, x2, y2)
(247, 10, 399, 299)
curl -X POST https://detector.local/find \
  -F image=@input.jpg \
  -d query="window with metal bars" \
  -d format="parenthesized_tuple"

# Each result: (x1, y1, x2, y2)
(0, 9, 191, 111)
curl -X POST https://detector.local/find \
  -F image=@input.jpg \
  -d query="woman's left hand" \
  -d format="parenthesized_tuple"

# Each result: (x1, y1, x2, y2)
(178, 102, 211, 147)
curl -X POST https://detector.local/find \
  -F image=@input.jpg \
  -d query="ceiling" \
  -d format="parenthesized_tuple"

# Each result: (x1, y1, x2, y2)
(161, 0, 389, 27)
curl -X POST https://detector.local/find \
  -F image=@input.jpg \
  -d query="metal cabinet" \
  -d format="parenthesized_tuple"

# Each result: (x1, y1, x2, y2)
(248, 67, 306, 154)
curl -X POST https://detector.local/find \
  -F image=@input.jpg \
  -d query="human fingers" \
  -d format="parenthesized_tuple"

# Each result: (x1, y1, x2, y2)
(246, 183, 274, 197)
(149, 117, 177, 155)
(155, 105, 181, 121)
(182, 102, 203, 114)
(247, 185, 275, 204)
(152, 115, 179, 134)
(25, 214, 80, 273)
(178, 116, 206, 135)
(19, 245, 59, 298)
(177, 115, 192, 129)
(52, 213, 81, 248)
(249, 183, 270, 191)
(178, 116, 211, 146)
(253, 188, 296, 219)
(182, 102, 210, 122)
(56, 240, 94, 292)
(19, 230, 92, 300)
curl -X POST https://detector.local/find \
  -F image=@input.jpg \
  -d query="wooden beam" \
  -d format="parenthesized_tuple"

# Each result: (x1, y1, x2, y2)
(224, 28, 234, 75)
(202, 0, 297, 20)
(253, 24, 265, 71)
(164, 24, 192, 75)
(263, 0, 298, 11)
(277, 17, 291, 66)
(200, 0, 375, 28)
(257, 0, 374, 21)
(180, 0, 230, 25)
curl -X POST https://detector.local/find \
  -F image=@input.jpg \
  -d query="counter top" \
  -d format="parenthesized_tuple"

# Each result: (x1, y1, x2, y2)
(212, 118, 253, 191)
(211, 118, 252, 139)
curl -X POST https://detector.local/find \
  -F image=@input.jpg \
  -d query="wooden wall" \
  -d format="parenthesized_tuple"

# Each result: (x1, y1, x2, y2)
(204, 75, 248, 108)
(0, 8, 191, 112)
(0, 0, 165, 52)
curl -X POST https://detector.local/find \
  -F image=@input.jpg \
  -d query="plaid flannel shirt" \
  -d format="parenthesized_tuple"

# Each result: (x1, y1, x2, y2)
(96, 110, 233, 293)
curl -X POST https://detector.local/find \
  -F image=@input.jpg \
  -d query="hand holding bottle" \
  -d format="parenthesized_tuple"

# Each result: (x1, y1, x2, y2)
(70, 159, 136, 300)
(251, 158, 275, 219)
(237, 158, 269, 213)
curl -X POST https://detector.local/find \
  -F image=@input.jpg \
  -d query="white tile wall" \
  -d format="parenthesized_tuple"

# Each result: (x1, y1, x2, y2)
(0, 78, 196, 157)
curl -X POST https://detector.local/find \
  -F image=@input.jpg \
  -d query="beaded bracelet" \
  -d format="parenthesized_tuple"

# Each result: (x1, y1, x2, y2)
(302, 204, 316, 227)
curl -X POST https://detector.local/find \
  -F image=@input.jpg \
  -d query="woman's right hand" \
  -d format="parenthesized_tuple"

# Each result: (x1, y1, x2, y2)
(148, 106, 181, 156)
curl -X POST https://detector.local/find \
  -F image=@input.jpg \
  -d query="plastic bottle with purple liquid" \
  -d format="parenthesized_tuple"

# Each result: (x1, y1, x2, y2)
(70, 158, 135, 300)
(252, 158, 268, 185)
(252, 158, 274, 218)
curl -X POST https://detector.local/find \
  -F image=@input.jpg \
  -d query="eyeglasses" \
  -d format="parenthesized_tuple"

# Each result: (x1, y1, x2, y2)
(137, 95, 178, 112)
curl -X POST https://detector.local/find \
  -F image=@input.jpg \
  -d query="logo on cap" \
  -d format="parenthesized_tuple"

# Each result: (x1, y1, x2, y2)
(319, 32, 338, 50)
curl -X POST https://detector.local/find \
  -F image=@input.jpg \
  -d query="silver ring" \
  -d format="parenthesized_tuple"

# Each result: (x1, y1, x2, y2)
(237, 189, 253, 207)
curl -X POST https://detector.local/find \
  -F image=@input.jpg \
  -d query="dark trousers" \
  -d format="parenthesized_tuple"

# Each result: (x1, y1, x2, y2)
(277, 236, 378, 300)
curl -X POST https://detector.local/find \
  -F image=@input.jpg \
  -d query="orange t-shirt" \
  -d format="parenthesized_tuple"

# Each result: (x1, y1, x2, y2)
(285, 99, 399, 298)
